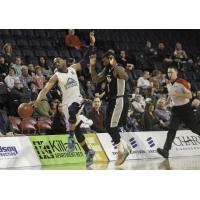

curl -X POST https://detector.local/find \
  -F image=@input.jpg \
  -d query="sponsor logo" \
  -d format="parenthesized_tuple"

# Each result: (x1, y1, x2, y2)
(65, 78, 78, 89)
(32, 140, 84, 160)
(0, 146, 18, 157)
(129, 137, 137, 148)
(146, 137, 155, 148)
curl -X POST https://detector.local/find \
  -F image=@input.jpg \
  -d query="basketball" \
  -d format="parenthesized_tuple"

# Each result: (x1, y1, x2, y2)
(18, 103, 33, 118)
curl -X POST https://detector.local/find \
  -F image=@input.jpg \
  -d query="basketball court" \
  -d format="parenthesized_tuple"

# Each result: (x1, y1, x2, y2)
(7, 156, 200, 170)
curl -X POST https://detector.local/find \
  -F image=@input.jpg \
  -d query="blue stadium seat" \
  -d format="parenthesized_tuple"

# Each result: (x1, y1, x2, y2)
(69, 48, 82, 60)
(23, 30, 35, 38)
(0, 29, 10, 36)
(46, 48, 58, 57)
(12, 48, 22, 57)
(57, 48, 70, 58)
(29, 39, 40, 48)
(34, 48, 47, 57)
(10, 30, 23, 38)
(40, 40, 52, 48)
(16, 39, 29, 47)
(35, 30, 46, 38)
(22, 48, 34, 57)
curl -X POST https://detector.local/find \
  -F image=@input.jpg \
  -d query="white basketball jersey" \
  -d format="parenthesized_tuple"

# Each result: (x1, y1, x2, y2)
(55, 67, 83, 105)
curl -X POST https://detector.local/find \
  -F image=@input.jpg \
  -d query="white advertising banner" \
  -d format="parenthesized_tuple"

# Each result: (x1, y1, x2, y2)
(97, 130, 200, 161)
(0, 136, 41, 168)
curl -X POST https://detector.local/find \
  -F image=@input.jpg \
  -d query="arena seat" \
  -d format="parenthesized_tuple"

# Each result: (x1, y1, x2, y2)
(19, 121, 36, 135)
(40, 40, 52, 48)
(36, 121, 52, 134)
(28, 39, 41, 48)
(16, 38, 29, 48)
(34, 48, 47, 57)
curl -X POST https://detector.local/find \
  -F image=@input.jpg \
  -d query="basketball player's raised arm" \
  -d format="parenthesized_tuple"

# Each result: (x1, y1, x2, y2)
(89, 55, 106, 83)
(34, 74, 58, 106)
(71, 63, 82, 72)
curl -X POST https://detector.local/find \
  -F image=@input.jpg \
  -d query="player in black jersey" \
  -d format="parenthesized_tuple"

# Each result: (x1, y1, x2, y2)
(90, 50, 132, 166)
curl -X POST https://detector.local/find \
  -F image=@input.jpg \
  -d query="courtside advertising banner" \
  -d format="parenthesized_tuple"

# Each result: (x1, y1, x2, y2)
(84, 133, 108, 162)
(97, 130, 200, 161)
(29, 135, 85, 165)
(0, 136, 40, 168)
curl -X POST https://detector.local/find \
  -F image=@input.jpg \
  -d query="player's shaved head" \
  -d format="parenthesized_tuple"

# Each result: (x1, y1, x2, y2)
(53, 57, 67, 72)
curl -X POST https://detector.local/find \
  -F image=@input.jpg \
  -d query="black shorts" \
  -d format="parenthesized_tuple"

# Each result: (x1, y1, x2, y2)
(106, 96, 129, 128)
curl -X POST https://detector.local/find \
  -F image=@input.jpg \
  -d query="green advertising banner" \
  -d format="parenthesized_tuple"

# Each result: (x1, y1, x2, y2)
(29, 135, 86, 166)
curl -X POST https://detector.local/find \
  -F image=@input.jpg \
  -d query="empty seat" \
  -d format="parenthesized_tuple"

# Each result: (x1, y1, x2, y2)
(35, 30, 46, 38)
(29, 39, 40, 48)
(34, 48, 47, 57)
(57, 48, 70, 58)
(22, 48, 34, 57)
(10, 30, 23, 37)
(46, 48, 58, 57)
(19, 121, 36, 135)
(40, 40, 52, 48)
(37, 121, 51, 134)
(16, 38, 29, 47)
(23, 30, 35, 38)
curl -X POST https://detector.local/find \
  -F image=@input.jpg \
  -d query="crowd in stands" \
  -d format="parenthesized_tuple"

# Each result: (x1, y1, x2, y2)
(1, 29, 200, 136)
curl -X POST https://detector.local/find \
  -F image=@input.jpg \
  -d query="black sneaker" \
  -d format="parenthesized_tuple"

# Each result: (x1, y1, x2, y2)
(157, 148, 169, 159)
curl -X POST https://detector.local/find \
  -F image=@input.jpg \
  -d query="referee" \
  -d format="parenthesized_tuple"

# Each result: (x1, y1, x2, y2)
(157, 66, 200, 158)
(89, 50, 132, 166)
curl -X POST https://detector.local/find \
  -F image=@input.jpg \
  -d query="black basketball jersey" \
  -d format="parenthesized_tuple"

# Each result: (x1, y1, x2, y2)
(105, 66, 128, 99)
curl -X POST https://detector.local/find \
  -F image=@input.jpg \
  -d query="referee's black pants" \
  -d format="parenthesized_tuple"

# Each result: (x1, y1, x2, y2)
(164, 103, 200, 150)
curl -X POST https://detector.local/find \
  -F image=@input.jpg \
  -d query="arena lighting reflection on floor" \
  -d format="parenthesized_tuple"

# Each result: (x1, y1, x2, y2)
(5, 156, 200, 170)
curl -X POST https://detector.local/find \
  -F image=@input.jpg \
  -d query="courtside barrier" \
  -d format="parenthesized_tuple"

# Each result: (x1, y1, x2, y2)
(0, 130, 200, 168)
(97, 130, 200, 161)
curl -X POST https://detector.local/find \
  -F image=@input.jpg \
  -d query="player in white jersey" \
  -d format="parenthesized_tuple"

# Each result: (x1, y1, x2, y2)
(157, 66, 200, 158)
(34, 33, 96, 167)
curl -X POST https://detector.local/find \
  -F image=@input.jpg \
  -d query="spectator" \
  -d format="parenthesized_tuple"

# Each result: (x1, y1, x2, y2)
(0, 55, 8, 80)
(52, 102, 68, 134)
(2, 43, 13, 66)
(38, 57, 52, 77)
(87, 97, 106, 133)
(131, 94, 145, 114)
(12, 56, 23, 77)
(28, 64, 36, 76)
(173, 42, 188, 63)
(32, 66, 46, 91)
(0, 109, 12, 136)
(154, 98, 171, 129)
(64, 29, 82, 49)
(118, 50, 135, 91)
(156, 42, 172, 64)
(142, 102, 165, 131)
(0, 82, 8, 109)
(4, 67, 19, 90)
(28, 82, 38, 101)
(9, 79, 31, 116)
(19, 65, 32, 88)
(85, 80, 95, 100)
(50, 99, 60, 117)
(137, 70, 153, 97)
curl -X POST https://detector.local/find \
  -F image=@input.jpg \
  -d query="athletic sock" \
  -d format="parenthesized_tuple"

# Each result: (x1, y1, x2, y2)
(116, 141, 124, 153)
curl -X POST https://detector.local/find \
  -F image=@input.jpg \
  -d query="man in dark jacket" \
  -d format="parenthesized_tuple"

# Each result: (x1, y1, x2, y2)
(9, 79, 31, 116)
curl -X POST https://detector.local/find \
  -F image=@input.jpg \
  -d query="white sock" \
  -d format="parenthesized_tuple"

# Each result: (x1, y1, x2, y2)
(120, 139, 128, 149)
(116, 141, 124, 153)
